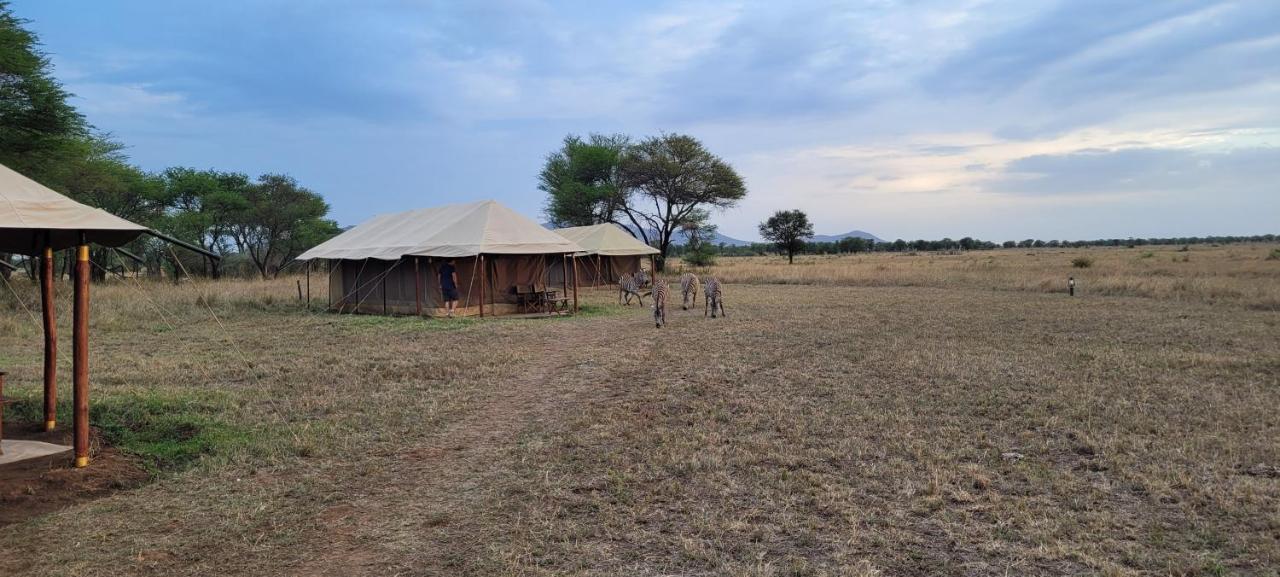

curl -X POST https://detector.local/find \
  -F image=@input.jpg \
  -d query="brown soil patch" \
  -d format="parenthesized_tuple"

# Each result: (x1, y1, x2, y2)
(0, 422, 150, 527)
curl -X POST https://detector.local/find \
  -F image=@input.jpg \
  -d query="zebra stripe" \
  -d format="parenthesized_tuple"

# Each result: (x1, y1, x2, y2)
(680, 272, 699, 310)
(652, 278, 669, 328)
(704, 277, 726, 318)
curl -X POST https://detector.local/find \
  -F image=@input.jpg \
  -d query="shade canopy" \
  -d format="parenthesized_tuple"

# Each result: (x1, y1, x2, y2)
(0, 162, 149, 255)
(554, 223, 659, 256)
(299, 200, 583, 261)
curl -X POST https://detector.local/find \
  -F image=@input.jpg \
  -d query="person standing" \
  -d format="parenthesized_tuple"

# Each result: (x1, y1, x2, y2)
(439, 259, 459, 317)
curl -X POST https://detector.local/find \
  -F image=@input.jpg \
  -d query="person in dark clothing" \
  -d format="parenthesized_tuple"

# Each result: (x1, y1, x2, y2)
(439, 259, 459, 317)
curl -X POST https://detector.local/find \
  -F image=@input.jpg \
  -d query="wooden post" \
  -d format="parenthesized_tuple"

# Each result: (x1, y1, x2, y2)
(41, 245, 57, 431)
(649, 255, 656, 279)
(73, 241, 90, 468)
(414, 257, 422, 317)
(572, 255, 579, 313)
(305, 260, 311, 309)
(478, 254, 486, 318)
(0, 371, 7, 454)
(561, 254, 569, 314)
(327, 260, 336, 310)
(382, 263, 388, 315)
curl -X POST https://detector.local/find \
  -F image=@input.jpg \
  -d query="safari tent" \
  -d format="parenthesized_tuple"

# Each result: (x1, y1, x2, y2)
(553, 223, 658, 286)
(0, 162, 151, 469)
(298, 200, 584, 317)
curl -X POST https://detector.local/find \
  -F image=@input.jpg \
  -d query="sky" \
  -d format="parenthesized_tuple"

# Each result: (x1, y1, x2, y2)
(13, 0, 1280, 242)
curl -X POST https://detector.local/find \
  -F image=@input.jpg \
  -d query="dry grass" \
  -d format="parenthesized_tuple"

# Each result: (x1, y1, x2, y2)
(674, 244, 1280, 310)
(0, 250, 1277, 576)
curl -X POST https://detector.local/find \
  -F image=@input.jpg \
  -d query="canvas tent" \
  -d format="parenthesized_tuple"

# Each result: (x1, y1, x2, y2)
(298, 200, 585, 316)
(0, 162, 152, 469)
(553, 223, 658, 286)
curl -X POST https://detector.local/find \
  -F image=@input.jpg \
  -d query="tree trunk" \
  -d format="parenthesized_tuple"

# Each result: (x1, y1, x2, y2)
(788, 250, 794, 264)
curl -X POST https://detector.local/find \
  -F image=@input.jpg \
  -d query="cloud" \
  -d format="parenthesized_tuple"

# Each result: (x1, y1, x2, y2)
(994, 146, 1280, 196)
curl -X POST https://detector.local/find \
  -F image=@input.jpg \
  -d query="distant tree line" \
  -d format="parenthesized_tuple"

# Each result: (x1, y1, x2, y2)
(0, 4, 338, 281)
(671, 233, 1279, 259)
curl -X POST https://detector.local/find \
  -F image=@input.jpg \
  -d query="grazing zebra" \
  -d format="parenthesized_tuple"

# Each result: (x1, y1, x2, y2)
(635, 269, 651, 288)
(652, 278, 669, 328)
(619, 273, 644, 306)
(704, 277, 726, 318)
(680, 272, 699, 310)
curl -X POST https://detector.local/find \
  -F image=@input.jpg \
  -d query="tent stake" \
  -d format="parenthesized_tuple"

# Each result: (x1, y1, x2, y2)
(40, 244, 56, 431)
(73, 240, 90, 468)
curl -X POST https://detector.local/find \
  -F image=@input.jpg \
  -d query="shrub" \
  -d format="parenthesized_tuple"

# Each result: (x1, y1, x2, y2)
(1139, 252, 1154, 259)
(1267, 248, 1280, 261)
(1071, 257, 1093, 268)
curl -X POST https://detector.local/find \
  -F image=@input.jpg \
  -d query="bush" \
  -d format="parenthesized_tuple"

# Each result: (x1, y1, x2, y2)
(1267, 248, 1280, 261)
(683, 248, 717, 267)
(1071, 257, 1093, 268)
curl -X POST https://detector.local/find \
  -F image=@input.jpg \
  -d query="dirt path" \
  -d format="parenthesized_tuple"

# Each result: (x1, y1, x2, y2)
(289, 313, 656, 576)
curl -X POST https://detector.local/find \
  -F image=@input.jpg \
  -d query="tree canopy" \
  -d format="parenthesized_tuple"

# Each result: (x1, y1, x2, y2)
(542, 132, 747, 271)
(759, 209, 814, 264)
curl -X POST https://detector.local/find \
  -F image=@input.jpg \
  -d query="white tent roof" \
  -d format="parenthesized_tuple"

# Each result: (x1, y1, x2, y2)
(0, 162, 149, 255)
(298, 200, 584, 260)
(554, 223, 659, 256)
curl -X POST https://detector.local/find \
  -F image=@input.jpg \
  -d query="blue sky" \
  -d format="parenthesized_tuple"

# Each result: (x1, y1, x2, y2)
(14, 0, 1279, 241)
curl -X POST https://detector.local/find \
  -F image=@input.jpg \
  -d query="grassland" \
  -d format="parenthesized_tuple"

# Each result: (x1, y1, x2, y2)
(0, 245, 1277, 576)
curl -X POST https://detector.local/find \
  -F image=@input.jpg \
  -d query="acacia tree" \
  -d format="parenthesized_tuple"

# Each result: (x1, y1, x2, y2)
(231, 174, 338, 279)
(539, 133, 630, 228)
(156, 167, 251, 278)
(617, 134, 745, 271)
(759, 209, 814, 264)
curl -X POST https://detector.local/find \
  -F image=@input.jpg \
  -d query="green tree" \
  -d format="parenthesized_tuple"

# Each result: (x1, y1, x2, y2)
(156, 167, 251, 278)
(540, 133, 630, 228)
(230, 174, 337, 279)
(679, 210, 718, 267)
(758, 209, 814, 264)
(0, 2, 88, 184)
(617, 134, 746, 271)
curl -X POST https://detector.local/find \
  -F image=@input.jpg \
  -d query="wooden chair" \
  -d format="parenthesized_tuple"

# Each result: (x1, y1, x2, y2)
(513, 284, 536, 313)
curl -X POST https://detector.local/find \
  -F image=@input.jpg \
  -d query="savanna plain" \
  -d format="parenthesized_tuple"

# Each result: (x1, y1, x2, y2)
(1, 244, 1277, 576)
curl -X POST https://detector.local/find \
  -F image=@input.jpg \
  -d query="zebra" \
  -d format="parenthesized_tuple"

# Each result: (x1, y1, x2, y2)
(635, 269, 651, 288)
(704, 277, 726, 318)
(652, 278, 669, 328)
(619, 273, 645, 306)
(680, 272, 699, 310)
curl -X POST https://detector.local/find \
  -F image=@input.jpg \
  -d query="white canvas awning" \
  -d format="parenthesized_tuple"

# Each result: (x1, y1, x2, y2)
(0, 162, 149, 255)
(554, 223, 659, 256)
(298, 200, 584, 260)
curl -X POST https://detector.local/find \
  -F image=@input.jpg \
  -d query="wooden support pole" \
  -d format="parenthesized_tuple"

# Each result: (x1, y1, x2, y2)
(382, 263, 388, 315)
(414, 257, 422, 317)
(41, 245, 57, 431)
(73, 242, 90, 468)
(328, 260, 336, 310)
(572, 255, 579, 313)
(0, 371, 7, 454)
(561, 254, 569, 314)
(305, 260, 311, 309)
(478, 254, 486, 318)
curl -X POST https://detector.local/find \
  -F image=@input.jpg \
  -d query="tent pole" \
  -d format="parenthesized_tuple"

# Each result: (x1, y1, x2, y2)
(382, 261, 388, 315)
(414, 257, 422, 317)
(561, 254, 569, 314)
(572, 255, 579, 313)
(305, 260, 311, 309)
(478, 254, 486, 318)
(327, 260, 336, 311)
(41, 243, 57, 431)
(72, 238, 90, 468)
